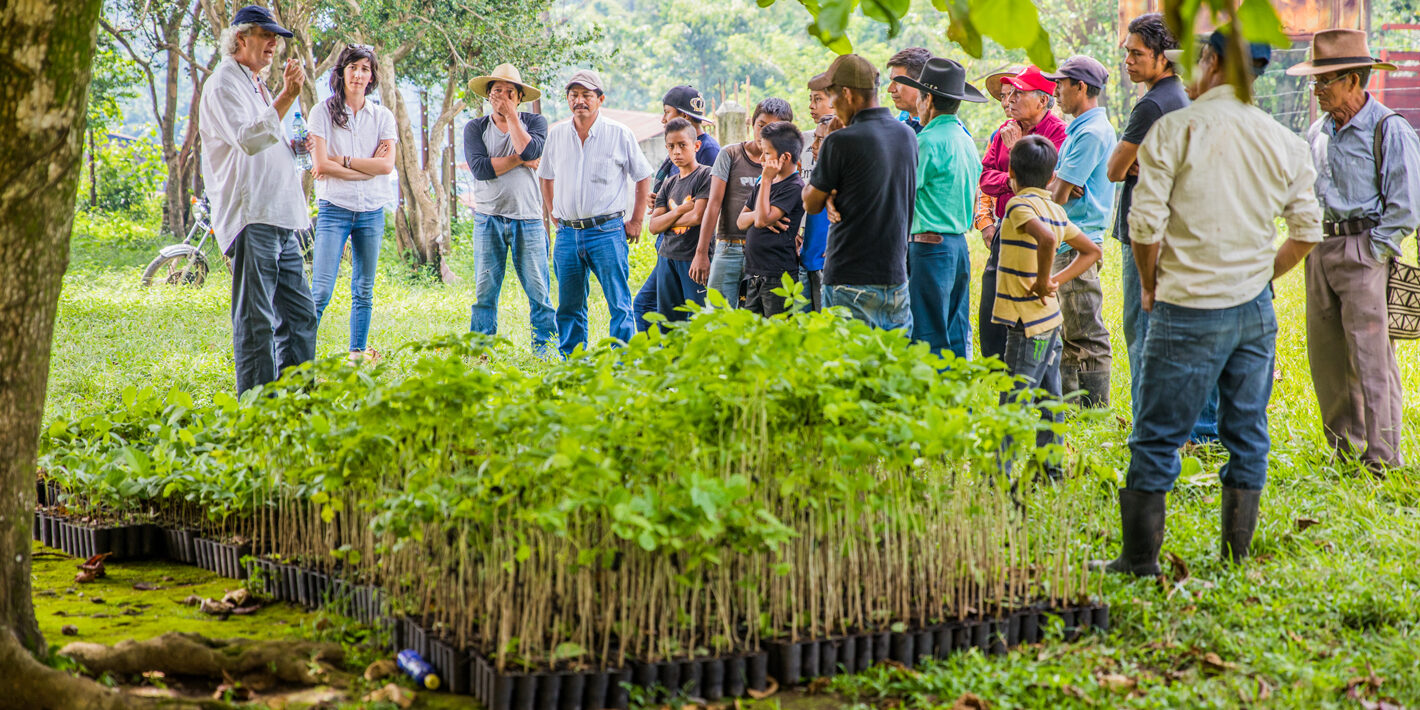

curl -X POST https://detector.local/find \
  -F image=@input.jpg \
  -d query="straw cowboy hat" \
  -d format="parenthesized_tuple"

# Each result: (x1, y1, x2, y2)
(1285, 29, 1397, 76)
(469, 63, 542, 103)
(978, 63, 1026, 102)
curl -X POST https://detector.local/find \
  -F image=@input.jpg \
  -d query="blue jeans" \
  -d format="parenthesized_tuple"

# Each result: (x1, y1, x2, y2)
(1002, 325, 1064, 451)
(633, 234, 663, 332)
(1122, 240, 1218, 440)
(553, 218, 634, 356)
(311, 201, 382, 352)
(706, 242, 745, 306)
(229, 223, 317, 396)
(823, 282, 913, 332)
(654, 257, 705, 322)
(798, 268, 823, 312)
(978, 229, 1008, 360)
(1128, 288, 1277, 492)
(908, 237, 972, 359)
(470, 213, 557, 354)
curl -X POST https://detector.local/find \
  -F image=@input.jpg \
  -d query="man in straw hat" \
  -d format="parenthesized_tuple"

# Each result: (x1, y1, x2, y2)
(1287, 29, 1420, 472)
(892, 57, 985, 357)
(464, 64, 558, 356)
(1096, 29, 1322, 576)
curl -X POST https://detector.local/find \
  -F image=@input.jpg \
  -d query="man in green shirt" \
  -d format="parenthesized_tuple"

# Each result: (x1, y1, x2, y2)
(893, 57, 986, 358)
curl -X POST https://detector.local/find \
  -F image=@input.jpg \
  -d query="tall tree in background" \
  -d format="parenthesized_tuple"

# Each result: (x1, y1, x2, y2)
(1, 0, 105, 657)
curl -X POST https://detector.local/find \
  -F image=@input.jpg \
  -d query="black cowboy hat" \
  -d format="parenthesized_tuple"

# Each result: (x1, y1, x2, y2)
(892, 57, 987, 103)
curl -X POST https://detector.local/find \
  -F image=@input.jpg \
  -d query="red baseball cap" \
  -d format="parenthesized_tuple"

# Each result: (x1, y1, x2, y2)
(1001, 65, 1056, 94)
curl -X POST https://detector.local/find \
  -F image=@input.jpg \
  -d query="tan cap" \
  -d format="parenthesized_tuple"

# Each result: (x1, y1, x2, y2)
(807, 54, 879, 91)
(565, 69, 604, 93)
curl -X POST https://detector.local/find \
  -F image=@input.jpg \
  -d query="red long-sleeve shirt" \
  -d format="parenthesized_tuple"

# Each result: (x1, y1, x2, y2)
(979, 112, 1068, 219)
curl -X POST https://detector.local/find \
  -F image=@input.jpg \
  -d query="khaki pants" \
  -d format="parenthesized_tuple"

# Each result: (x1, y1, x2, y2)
(1305, 233, 1405, 467)
(1054, 250, 1112, 402)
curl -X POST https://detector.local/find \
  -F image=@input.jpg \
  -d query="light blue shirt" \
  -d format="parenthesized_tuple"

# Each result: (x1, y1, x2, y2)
(1308, 94, 1420, 258)
(1054, 106, 1116, 247)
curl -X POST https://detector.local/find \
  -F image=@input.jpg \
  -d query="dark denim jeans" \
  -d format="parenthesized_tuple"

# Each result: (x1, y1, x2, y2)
(823, 282, 913, 332)
(228, 223, 317, 396)
(553, 218, 634, 356)
(1128, 287, 1277, 493)
(311, 201, 383, 352)
(978, 229, 1008, 360)
(1001, 325, 1064, 452)
(470, 213, 557, 355)
(633, 233, 663, 332)
(654, 256, 706, 323)
(1122, 240, 1218, 440)
(908, 236, 973, 359)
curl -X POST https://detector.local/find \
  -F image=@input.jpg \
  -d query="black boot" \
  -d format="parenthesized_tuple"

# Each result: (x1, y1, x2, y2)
(1077, 369, 1111, 409)
(1221, 487, 1262, 563)
(1091, 489, 1165, 576)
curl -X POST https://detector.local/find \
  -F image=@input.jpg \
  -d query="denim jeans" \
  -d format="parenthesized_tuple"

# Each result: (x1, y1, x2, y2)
(1001, 325, 1064, 451)
(1128, 287, 1277, 493)
(822, 282, 913, 332)
(978, 229, 1008, 360)
(228, 223, 317, 396)
(654, 257, 705, 323)
(553, 218, 634, 356)
(908, 237, 972, 359)
(706, 241, 745, 306)
(798, 268, 823, 312)
(1121, 240, 1218, 439)
(311, 201, 383, 352)
(470, 213, 557, 354)
(746, 272, 795, 317)
(633, 233, 663, 332)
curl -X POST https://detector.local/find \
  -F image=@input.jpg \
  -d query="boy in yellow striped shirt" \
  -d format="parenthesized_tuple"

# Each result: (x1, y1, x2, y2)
(994, 135, 1102, 473)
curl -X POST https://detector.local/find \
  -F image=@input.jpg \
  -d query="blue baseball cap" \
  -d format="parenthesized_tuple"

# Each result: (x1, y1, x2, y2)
(231, 5, 293, 38)
(1166, 30, 1271, 74)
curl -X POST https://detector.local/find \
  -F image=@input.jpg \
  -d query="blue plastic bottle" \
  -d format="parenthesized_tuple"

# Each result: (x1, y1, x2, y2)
(291, 111, 312, 171)
(396, 649, 441, 689)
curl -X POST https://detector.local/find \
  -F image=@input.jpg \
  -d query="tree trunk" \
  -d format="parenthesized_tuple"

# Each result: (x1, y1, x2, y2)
(379, 54, 448, 279)
(0, 0, 105, 657)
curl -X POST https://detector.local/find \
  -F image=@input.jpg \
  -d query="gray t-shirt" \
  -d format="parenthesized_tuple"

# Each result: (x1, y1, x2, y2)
(471, 118, 543, 220)
(710, 142, 761, 241)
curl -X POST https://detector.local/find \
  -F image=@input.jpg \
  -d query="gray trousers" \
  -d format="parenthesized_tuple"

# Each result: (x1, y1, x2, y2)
(1305, 233, 1404, 467)
(1054, 249, 1112, 373)
(228, 223, 317, 396)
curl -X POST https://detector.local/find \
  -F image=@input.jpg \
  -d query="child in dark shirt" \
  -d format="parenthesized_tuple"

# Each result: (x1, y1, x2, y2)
(737, 122, 807, 317)
(648, 118, 712, 323)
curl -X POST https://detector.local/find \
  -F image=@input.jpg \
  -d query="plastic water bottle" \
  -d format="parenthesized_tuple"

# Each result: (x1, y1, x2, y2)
(396, 649, 441, 690)
(291, 111, 312, 171)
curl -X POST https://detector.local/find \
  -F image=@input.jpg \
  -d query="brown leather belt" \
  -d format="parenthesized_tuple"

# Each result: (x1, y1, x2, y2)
(910, 232, 943, 244)
(718, 238, 746, 245)
(1323, 217, 1377, 238)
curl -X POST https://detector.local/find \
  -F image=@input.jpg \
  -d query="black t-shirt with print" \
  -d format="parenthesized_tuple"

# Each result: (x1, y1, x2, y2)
(654, 165, 713, 261)
(743, 173, 807, 278)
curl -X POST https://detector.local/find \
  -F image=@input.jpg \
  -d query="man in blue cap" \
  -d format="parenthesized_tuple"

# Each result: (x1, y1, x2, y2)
(199, 5, 316, 396)
(1096, 29, 1323, 575)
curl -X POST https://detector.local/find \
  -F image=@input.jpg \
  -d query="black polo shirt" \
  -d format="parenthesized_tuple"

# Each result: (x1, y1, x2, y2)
(809, 107, 918, 285)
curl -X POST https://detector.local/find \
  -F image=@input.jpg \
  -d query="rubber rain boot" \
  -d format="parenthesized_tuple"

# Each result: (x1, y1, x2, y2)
(1221, 487, 1262, 563)
(1078, 369, 1111, 409)
(1090, 489, 1165, 576)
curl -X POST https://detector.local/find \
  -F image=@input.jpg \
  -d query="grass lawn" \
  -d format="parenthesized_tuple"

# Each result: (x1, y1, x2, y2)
(42, 227, 1420, 708)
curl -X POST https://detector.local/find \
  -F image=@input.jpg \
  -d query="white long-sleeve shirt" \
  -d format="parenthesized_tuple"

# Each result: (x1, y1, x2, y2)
(199, 56, 310, 253)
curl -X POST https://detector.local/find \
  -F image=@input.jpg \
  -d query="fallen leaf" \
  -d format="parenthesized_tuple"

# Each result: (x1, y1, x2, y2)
(132, 582, 163, 591)
(1295, 517, 1321, 532)
(221, 588, 251, 606)
(61, 625, 78, 636)
(1061, 684, 1094, 704)
(1201, 652, 1237, 674)
(805, 677, 832, 694)
(1164, 552, 1191, 584)
(90, 597, 105, 604)
(746, 677, 778, 700)
(951, 692, 990, 709)
(200, 598, 233, 616)
(181, 595, 202, 606)
(1097, 673, 1137, 691)
(364, 658, 398, 682)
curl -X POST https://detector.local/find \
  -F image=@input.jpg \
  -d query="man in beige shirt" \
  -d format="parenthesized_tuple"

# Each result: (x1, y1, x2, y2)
(1097, 31, 1323, 577)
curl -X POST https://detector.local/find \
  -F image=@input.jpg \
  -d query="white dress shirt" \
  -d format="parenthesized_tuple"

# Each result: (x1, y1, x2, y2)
(537, 112, 654, 221)
(199, 56, 310, 254)
(1129, 85, 1323, 310)
(308, 98, 398, 213)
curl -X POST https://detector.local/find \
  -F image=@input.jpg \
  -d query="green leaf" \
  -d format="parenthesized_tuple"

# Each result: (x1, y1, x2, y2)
(969, 0, 1041, 50)
(815, 0, 853, 37)
(516, 544, 532, 563)
(1237, 0, 1290, 47)
(552, 642, 586, 661)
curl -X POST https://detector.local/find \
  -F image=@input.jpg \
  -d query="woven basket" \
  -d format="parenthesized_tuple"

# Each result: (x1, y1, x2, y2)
(1389, 255, 1420, 340)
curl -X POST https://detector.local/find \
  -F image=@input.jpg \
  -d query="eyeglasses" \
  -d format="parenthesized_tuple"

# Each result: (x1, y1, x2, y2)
(1307, 73, 1352, 91)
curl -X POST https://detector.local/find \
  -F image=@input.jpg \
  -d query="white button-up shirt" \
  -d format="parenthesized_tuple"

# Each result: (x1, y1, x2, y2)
(308, 98, 398, 213)
(1129, 85, 1323, 310)
(199, 56, 310, 254)
(537, 112, 653, 221)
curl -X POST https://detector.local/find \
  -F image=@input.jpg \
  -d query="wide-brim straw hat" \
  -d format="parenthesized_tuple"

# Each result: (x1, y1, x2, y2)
(469, 63, 542, 103)
(979, 63, 1027, 101)
(1285, 29, 1397, 76)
